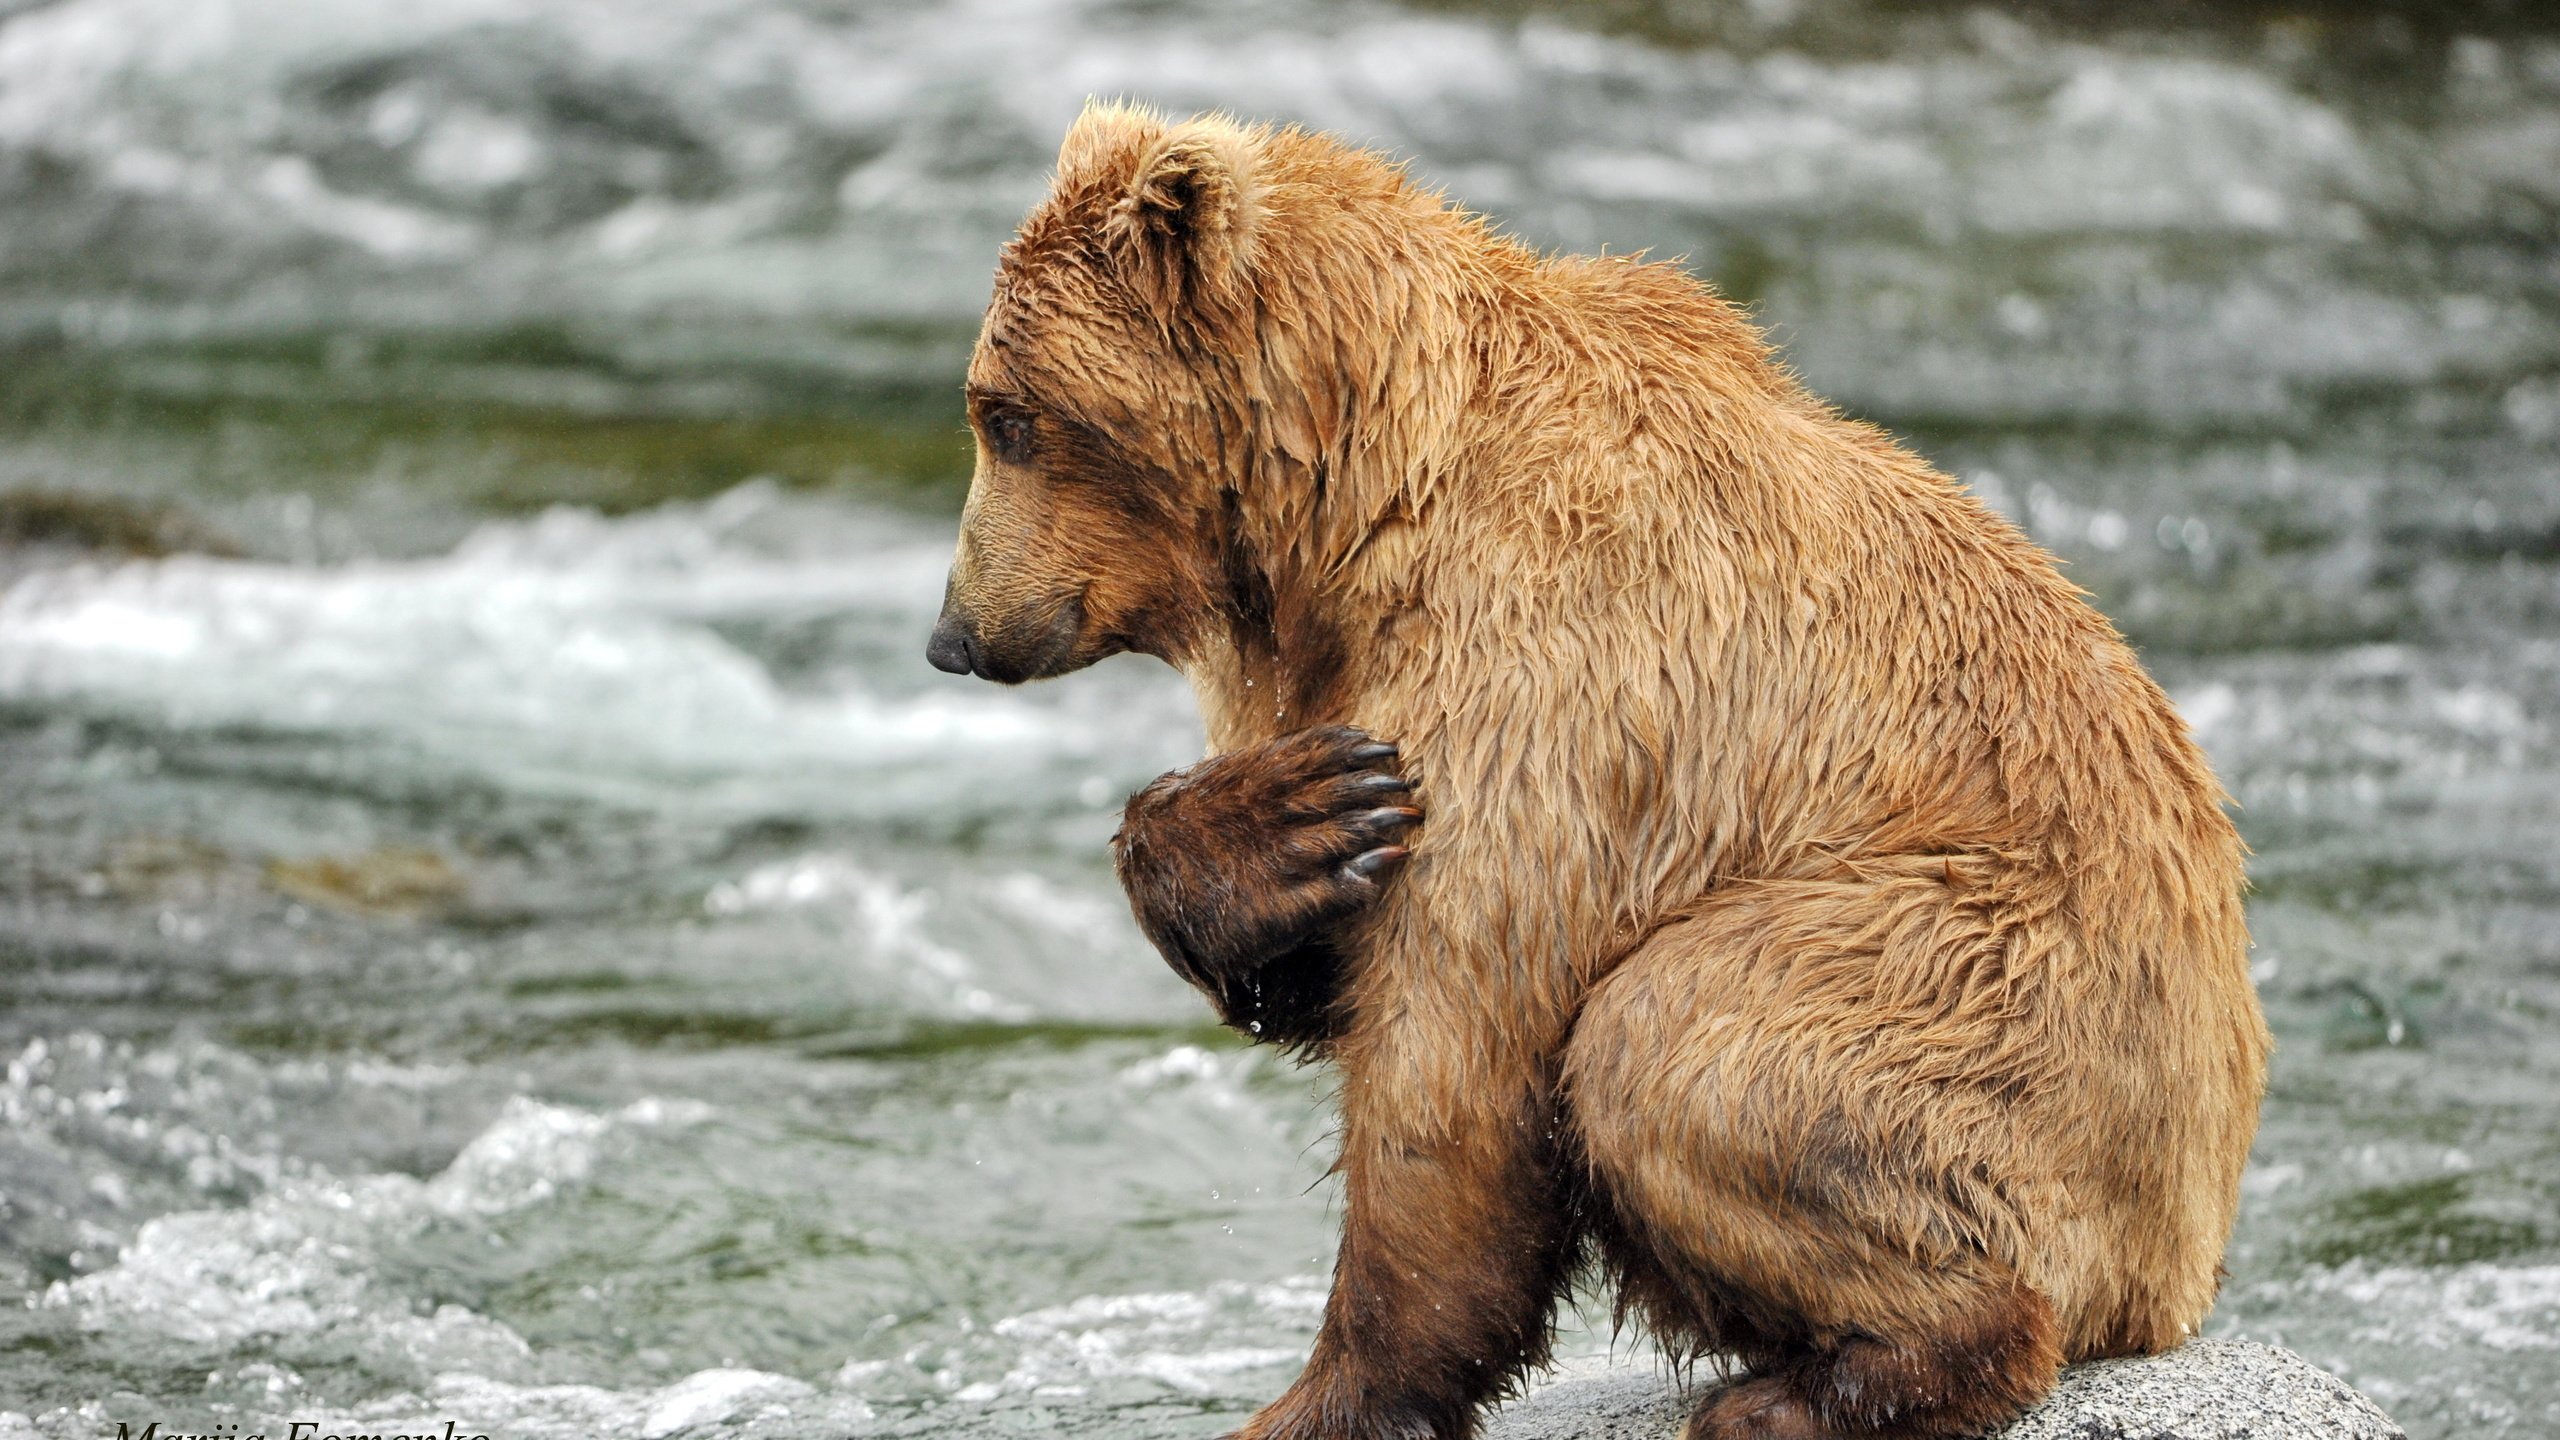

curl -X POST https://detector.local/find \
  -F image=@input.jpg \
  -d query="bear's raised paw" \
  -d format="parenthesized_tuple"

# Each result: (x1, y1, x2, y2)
(1113, 723, 1419, 1044)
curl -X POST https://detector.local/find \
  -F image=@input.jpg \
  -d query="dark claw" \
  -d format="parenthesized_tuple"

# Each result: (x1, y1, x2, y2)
(1351, 773, 1409, 792)
(1345, 845, 1409, 878)
(1356, 807, 1420, 831)
(1348, 741, 1397, 762)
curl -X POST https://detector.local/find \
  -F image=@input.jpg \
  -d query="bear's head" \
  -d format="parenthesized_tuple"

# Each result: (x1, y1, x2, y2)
(926, 105, 1423, 690)
(925, 104, 1271, 685)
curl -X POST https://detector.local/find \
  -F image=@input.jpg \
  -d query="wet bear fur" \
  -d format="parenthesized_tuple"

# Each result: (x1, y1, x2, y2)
(927, 104, 2271, 1440)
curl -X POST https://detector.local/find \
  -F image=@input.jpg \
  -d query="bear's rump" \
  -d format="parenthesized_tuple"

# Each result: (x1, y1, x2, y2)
(1559, 854, 2243, 1358)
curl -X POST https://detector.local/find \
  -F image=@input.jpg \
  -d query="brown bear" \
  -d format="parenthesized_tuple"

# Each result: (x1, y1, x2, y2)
(925, 104, 2270, 1440)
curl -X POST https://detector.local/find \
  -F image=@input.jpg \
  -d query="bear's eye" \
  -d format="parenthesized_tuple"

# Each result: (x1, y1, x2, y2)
(982, 406, 1036, 465)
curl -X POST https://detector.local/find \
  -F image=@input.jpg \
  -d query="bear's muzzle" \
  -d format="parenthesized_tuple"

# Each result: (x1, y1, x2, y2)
(926, 606, 979, 676)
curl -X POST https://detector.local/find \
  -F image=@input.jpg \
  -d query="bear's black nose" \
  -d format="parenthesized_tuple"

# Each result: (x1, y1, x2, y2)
(926, 612, 977, 676)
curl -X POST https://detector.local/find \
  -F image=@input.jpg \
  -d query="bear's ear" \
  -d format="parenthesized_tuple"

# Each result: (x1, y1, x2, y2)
(1103, 124, 1258, 319)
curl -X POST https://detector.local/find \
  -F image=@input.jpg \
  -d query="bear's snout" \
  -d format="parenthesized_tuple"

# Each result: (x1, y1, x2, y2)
(925, 588, 1087, 684)
(926, 605, 979, 676)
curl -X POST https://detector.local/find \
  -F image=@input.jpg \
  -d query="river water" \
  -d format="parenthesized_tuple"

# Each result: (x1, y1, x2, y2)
(0, 0, 2555, 1435)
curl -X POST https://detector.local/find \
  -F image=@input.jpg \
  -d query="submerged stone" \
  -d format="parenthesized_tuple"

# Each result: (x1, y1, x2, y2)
(265, 847, 466, 919)
(1483, 1338, 2402, 1440)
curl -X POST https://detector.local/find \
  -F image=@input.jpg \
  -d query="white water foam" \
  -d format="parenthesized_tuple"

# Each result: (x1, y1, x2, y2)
(27, 1064, 1359, 1427)
(357, 1367, 866, 1440)
(47, 1095, 701, 1359)
(2289, 1262, 2560, 1355)
(0, 486, 1100, 818)
(974, 1280, 1322, 1398)
(705, 852, 1029, 1019)
(19, 1087, 918, 1438)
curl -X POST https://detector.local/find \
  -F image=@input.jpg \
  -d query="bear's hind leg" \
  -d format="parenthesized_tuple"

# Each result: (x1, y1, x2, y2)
(1588, 1187, 2058, 1440)
(1677, 1278, 2058, 1440)
(1563, 881, 2068, 1440)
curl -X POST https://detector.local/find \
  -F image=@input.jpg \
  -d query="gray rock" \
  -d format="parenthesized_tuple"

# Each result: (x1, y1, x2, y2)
(1482, 1338, 2403, 1440)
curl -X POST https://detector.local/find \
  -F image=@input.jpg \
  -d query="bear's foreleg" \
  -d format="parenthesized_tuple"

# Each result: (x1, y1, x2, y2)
(1232, 1002, 1583, 1440)
(1113, 724, 1419, 1049)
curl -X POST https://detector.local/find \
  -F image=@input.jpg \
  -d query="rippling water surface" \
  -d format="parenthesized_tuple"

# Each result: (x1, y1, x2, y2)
(1, 0, 2555, 1435)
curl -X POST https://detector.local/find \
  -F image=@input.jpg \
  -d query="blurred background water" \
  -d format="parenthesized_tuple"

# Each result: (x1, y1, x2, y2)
(0, 0, 2555, 1435)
